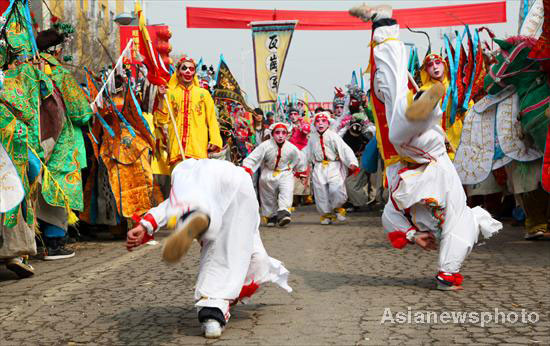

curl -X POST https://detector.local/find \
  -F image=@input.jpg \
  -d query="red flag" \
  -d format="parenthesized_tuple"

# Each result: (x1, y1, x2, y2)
(136, 2, 170, 86)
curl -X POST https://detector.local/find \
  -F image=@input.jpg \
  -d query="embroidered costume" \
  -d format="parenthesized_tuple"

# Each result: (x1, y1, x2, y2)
(154, 61, 222, 165)
(350, 4, 502, 290)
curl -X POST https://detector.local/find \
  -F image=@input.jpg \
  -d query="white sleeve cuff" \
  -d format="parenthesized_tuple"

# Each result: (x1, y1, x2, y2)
(140, 220, 155, 235)
(406, 229, 417, 243)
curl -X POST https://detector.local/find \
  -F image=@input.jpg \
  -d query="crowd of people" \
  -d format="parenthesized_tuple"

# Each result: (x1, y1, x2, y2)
(0, 0, 548, 339)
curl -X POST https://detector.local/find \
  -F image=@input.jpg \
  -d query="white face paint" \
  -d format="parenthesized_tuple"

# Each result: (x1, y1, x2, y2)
(426, 60, 445, 81)
(178, 61, 196, 83)
(315, 117, 330, 133)
(273, 128, 288, 144)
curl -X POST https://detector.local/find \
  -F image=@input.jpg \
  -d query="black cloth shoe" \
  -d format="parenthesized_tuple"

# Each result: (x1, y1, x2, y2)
(277, 210, 291, 227)
(44, 237, 75, 261)
(266, 216, 277, 227)
(198, 307, 226, 326)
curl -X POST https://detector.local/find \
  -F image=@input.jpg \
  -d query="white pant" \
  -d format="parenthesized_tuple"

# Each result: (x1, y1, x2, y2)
(259, 169, 294, 217)
(154, 159, 292, 324)
(382, 155, 501, 273)
(311, 161, 348, 215)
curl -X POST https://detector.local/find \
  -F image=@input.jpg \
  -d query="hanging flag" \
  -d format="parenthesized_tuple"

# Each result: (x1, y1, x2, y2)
(135, 1, 171, 86)
(213, 56, 253, 112)
(250, 20, 298, 109)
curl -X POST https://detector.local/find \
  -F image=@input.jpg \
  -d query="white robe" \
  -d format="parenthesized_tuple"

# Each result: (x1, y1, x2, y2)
(141, 159, 292, 321)
(243, 139, 306, 217)
(0, 143, 24, 213)
(372, 23, 502, 274)
(304, 129, 358, 214)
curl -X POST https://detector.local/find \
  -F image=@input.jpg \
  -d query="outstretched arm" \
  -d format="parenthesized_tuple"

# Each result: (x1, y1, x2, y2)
(127, 199, 170, 251)
(242, 142, 267, 173)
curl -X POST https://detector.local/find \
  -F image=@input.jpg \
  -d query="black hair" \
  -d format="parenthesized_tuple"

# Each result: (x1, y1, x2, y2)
(253, 107, 264, 116)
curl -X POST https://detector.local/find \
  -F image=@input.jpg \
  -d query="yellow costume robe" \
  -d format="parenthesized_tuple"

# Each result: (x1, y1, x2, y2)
(154, 76, 223, 166)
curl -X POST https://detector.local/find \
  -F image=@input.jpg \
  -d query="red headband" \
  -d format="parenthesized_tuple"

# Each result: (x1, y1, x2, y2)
(178, 55, 196, 67)
(314, 113, 330, 122)
(423, 53, 444, 66)
(272, 123, 288, 132)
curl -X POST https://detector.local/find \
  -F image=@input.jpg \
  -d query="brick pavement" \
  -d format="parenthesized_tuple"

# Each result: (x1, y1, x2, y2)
(0, 206, 548, 345)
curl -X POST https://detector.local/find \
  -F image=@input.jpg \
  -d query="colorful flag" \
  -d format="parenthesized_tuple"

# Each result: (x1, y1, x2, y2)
(135, 1, 170, 86)
(213, 56, 253, 112)
(250, 20, 297, 109)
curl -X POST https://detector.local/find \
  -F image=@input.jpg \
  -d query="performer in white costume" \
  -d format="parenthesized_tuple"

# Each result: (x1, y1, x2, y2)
(126, 159, 292, 338)
(243, 122, 307, 227)
(350, 4, 502, 290)
(305, 112, 359, 224)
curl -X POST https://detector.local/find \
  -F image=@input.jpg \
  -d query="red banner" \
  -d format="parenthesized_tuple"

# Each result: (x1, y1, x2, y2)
(119, 25, 169, 64)
(0, 0, 9, 14)
(307, 102, 333, 111)
(187, 2, 507, 30)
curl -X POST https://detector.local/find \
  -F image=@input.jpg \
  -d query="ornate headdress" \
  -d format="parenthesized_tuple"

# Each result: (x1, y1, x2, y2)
(176, 55, 196, 68)
(422, 53, 445, 67)
(333, 87, 345, 106)
(420, 53, 449, 87)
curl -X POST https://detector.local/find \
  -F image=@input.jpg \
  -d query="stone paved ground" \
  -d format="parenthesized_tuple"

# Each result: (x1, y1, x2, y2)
(0, 206, 549, 345)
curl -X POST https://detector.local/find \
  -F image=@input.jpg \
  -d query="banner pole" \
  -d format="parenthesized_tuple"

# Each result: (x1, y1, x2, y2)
(164, 94, 186, 160)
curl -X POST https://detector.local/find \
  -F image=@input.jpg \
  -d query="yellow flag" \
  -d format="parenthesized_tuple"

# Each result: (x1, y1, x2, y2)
(250, 20, 297, 107)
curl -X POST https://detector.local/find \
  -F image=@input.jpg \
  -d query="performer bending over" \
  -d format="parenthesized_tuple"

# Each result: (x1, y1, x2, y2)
(305, 112, 359, 225)
(350, 4, 502, 290)
(126, 159, 292, 338)
(243, 123, 307, 227)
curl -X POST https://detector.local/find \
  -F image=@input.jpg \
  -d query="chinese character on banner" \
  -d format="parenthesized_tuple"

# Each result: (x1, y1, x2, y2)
(267, 33, 279, 51)
(268, 75, 278, 92)
(251, 20, 297, 107)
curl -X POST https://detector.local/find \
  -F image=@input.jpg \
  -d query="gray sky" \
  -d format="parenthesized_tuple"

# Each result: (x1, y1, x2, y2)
(140, 0, 520, 104)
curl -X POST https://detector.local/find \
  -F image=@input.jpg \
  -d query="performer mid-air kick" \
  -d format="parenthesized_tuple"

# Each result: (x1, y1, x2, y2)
(349, 3, 502, 291)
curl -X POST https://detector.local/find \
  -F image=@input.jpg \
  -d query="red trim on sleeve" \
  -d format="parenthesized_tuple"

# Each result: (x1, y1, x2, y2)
(243, 166, 254, 176)
(388, 231, 409, 249)
(131, 213, 142, 224)
(143, 213, 158, 231)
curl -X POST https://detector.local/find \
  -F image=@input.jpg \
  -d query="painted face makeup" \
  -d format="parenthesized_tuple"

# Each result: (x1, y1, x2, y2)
(273, 128, 288, 144)
(315, 117, 330, 133)
(426, 59, 444, 81)
(335, 104, 344, 116)
(178, 62, 196, 83)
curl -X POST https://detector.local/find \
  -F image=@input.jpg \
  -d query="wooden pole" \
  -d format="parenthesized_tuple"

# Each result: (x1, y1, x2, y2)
(164, 94, 186, 160)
